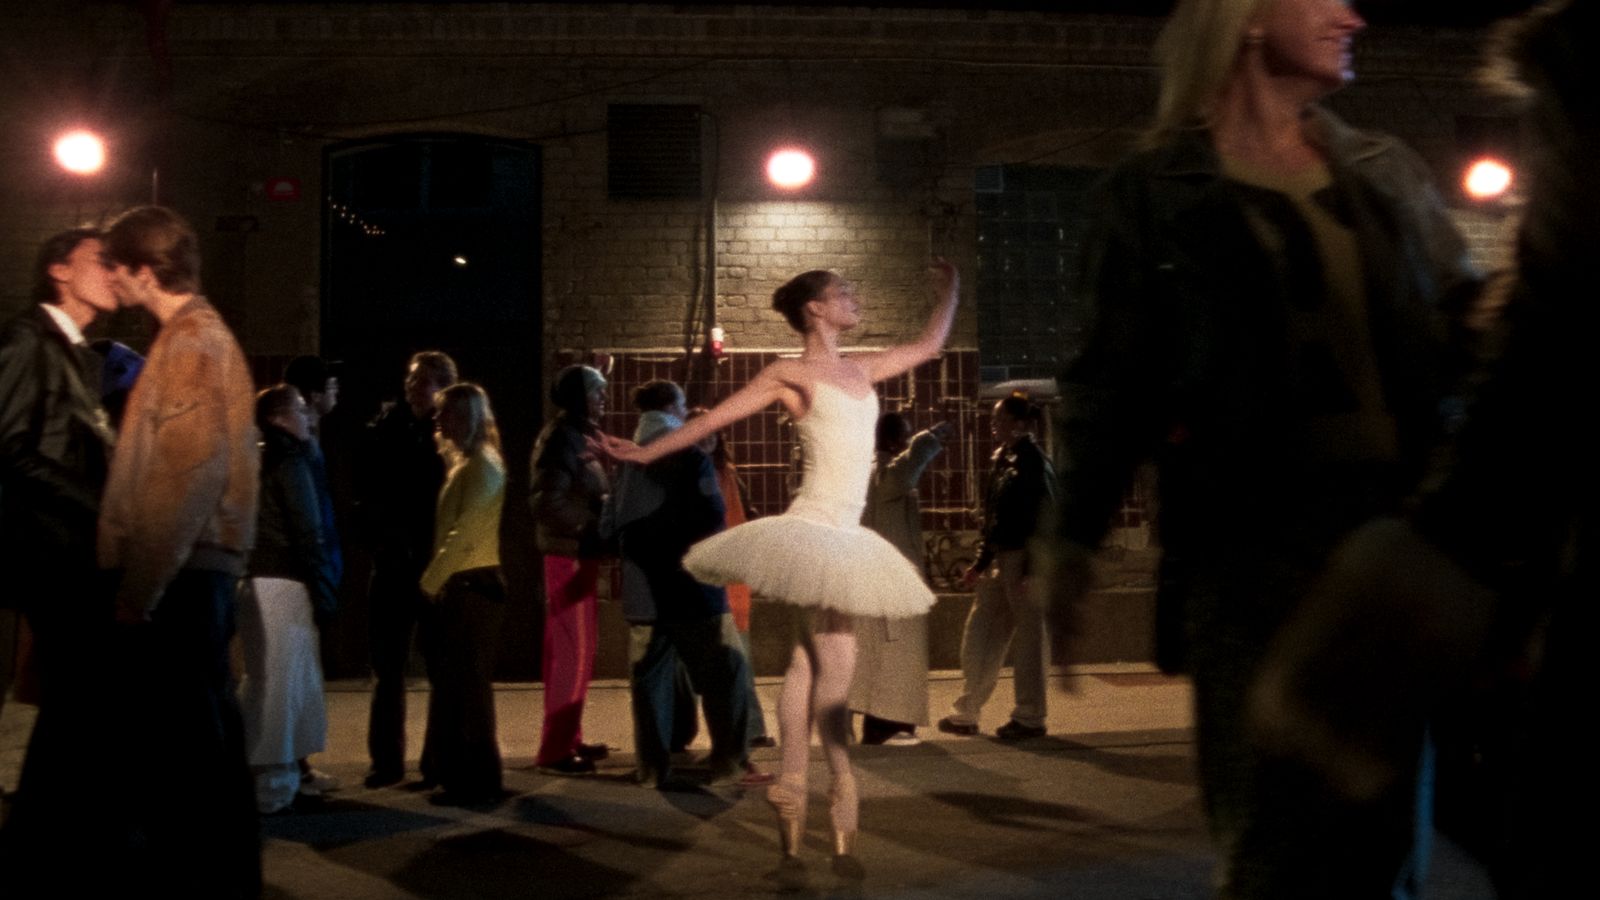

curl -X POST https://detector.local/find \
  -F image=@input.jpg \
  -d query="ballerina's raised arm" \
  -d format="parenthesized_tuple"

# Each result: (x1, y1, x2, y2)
(854, 257, 959, 384)
(592, 258, 959, 467)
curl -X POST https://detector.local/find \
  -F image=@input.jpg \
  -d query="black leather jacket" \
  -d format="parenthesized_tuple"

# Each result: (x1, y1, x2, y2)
(250, 426, 339, 619)
(1053, 109, 1481, 672)
(0, 306, 114, 607)
(973, 434, 1053, 572)
(353, 400, 444, 575)
(1056, 108, 1481, 558)
(602, 445, 726, 624)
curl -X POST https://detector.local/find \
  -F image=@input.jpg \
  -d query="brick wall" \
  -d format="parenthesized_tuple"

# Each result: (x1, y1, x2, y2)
(547, 197, 953, 355)
(0, 2, 1525, 673)
(3, 3, 1514, 350)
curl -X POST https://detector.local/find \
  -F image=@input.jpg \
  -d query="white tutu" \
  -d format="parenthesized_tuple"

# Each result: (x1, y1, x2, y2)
(685, 514, 935, 619)
(685, 382, 935, 620)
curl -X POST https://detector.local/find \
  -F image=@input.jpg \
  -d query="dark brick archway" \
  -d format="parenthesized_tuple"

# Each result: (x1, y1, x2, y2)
(319, 134, 543, 680)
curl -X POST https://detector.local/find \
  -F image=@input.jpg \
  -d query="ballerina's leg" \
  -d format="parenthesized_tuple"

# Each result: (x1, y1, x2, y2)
(810, 610, 859, 848)
(768, 636, 816, 856)
(810, 610, 856, 776)
(776, 638, 815, 779)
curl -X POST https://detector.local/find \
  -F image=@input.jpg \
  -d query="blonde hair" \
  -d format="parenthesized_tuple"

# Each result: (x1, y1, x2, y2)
(1144, 0, 1276, 148)
(436, 382, 502, 466)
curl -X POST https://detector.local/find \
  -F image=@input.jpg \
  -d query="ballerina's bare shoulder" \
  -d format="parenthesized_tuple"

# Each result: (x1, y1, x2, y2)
(762, 357, 874, 420)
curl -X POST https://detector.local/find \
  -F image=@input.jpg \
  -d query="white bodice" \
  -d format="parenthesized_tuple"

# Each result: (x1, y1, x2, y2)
(787, 382, 879, 528)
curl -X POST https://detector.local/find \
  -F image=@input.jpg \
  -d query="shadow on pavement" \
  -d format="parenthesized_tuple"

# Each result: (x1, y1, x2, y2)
(262, 796, 450, 847)
(388, 828, 638, 898)
(1005, 733, 1198, 787)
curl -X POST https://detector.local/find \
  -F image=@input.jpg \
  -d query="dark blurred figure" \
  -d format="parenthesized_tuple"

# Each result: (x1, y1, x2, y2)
(284, 355, 340, 576)
(688, 406, 773, 749)
(1041, 1, 1481, 897)
(1251, 3, 1595, 897)
(284, 354, 339, 443)
(356, 350, 457, 788)
(282, 353, 344, 796)
(852, 412, 949, 746)
(603, 380, 760, 789)
(0, 227, 118, 891)
(97, 205, 261, 897)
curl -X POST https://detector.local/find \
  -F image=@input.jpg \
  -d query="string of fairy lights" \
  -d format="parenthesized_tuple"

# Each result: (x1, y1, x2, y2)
(329, 200, 385, 237)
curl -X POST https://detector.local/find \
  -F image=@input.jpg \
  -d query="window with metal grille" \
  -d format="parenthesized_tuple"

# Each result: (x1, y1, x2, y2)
(607, 104, 703, 199)
(974, 164, 1100, 381)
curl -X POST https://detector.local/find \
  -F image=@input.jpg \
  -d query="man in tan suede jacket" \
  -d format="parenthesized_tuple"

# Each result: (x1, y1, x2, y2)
(98, 216, 257, 620)
(98, 205, 261, 897)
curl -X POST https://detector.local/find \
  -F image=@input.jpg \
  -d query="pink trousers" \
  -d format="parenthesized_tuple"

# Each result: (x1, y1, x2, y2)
(536, 555, 599, 765)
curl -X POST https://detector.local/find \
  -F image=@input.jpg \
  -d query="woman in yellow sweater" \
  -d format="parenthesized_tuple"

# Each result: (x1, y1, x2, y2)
(418, 382, 507, 804)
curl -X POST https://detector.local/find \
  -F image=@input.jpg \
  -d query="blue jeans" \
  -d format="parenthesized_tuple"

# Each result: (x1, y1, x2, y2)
(630, 615, 750, 783)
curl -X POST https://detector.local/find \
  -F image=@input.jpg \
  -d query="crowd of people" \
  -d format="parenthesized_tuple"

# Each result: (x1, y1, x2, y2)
(0, 0, 1586, 897)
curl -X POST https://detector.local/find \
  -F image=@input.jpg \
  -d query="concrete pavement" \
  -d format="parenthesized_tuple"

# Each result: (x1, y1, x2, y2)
(2, 666, 1494, 898)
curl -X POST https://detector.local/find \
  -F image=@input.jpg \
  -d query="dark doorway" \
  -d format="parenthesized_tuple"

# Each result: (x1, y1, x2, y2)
(321, 134, 542, 681)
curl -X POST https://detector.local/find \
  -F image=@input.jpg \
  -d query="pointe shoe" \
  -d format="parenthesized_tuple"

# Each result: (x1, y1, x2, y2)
(828, 770, 859, 858)
(766, 773, 807, 858)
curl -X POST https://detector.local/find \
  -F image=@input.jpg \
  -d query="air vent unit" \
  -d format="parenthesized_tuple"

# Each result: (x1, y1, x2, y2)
(608, 104, 703, 199)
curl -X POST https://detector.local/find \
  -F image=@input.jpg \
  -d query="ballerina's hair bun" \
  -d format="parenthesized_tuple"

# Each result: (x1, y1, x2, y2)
(771, 270, 837, 333)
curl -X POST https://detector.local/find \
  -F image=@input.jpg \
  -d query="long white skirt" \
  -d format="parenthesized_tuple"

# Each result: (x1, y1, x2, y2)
(239, 577, 328, 810)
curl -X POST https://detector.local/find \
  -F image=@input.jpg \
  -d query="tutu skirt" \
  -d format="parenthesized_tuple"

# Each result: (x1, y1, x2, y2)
(684, 505, 935, 619)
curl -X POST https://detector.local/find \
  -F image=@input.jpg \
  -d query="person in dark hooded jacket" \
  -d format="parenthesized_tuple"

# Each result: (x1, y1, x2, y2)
(602, 380, 764, 789)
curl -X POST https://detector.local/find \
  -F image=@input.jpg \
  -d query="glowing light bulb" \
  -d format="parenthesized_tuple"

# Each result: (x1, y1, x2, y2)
(54, 130, 106, 175)
(766, 148, 815, 190)
(1463, 158, 1513, 201)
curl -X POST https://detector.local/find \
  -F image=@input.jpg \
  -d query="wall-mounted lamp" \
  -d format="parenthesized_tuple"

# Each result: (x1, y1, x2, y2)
(54, 129, 106, 176)
(1462, 157, 1514, 203)
(1456, 115, 1519, 205)
(766, 148, 815, 190)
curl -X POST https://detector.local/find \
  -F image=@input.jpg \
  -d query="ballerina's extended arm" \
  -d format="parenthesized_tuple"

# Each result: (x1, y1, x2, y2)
(592, 260, 958, 464)
(857, 258, 960, 384)
(592, 364, 797, 467)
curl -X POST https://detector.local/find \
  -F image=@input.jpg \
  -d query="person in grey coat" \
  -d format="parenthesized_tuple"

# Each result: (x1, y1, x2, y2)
(849, 413, 949, 745)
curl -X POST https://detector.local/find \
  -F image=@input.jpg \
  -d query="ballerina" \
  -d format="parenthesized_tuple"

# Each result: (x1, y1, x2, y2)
(594, 260, 959, 860)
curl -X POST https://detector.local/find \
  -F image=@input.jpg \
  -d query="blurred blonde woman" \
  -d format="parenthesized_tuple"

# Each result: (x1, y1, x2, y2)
(1048, 1, 1481, 897)
(418, 382, 507, 804)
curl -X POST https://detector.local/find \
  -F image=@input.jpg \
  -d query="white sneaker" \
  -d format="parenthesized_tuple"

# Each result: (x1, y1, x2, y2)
(300, 769, 342, 794)
(881, 731, 922, 747)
